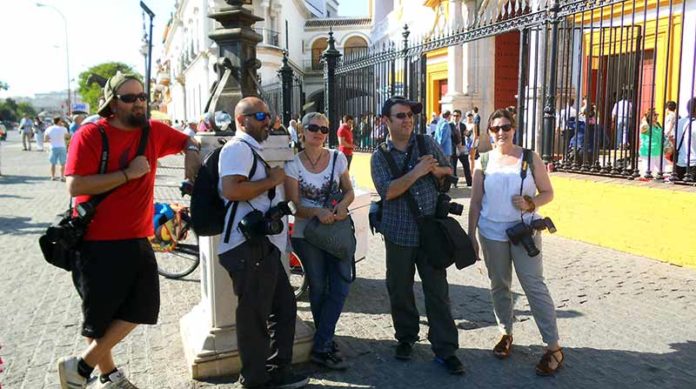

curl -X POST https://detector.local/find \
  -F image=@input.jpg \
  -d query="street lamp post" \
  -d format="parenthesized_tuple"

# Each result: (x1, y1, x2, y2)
(36, 2, 71, 116)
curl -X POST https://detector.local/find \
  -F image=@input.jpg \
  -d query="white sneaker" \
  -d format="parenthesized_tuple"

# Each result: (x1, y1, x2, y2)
(57, 356, 87, 389)
(97, 369, 139, 389)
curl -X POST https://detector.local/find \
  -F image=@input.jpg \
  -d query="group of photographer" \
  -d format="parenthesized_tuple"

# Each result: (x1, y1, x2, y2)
(371, 97, 563, 377)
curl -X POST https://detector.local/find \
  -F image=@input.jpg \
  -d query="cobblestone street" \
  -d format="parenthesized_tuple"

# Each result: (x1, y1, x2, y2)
(1, 131, 695, 388)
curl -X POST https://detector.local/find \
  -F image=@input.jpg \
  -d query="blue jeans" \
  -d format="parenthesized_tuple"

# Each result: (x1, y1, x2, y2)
(291, 238, 352, 353)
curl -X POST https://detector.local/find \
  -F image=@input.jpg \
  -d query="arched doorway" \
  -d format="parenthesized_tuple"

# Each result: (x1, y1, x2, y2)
(311, 38, 328, 71)
(344, 36, 368, 59)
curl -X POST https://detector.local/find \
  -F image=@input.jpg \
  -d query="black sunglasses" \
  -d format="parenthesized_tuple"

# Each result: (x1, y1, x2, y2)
(116, 93, 148, 103)
(392, 112, 414, 119)
(244, 112, 271, 121)
(489, 124, 513, 132)
(305, 124, 329, 134)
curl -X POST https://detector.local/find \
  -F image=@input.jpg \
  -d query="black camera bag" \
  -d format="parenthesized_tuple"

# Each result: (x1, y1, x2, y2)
(39, 124, 149, 271)
(379, 135, 476, 270)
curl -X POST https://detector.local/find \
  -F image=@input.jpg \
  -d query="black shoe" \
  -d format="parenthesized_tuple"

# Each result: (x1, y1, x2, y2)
(435, 355, 465, 375)
(269, 371, 309, 389)
(395, 342, 413, 361)
(311, 350, 348, 370)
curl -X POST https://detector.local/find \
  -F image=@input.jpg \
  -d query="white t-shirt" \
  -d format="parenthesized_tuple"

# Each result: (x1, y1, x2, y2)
(285, 149, 348, 238)
(478, 151, 541, 241)
(44, 125, 69, 148)
(612, 100, 632, 121)
(675, 117, 696, 167)
(557, 106, 577, 129)
(217, 132, 287, 254)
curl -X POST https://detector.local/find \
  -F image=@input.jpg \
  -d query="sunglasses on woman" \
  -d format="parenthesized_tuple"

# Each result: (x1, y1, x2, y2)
(489, 124, 513, 132)
(244, 112, 271, 121)
(305, 124, 329, 134)
(116, 93, 148, 103)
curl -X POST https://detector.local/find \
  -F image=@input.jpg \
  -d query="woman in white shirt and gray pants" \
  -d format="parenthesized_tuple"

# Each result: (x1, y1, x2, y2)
(468, 108, 563, 376)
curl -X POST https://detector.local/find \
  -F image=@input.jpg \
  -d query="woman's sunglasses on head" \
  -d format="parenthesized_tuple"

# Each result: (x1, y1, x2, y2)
(116, 93, 148, 103)
(244, 112, 271, 121)
(305, 124, 329, 134)
(489, 124, 513, 132)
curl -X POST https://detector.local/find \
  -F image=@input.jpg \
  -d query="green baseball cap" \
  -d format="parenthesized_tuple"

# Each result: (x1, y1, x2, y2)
(97, 72, 143, 117)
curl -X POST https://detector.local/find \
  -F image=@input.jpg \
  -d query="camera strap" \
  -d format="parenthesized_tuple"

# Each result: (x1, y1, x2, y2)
(222, 140, 268, 244)
(322, 150, 339, 207)
(86, 123, 150, 209)
(518, 148, 534, 223)
(379, 136, 423, 219)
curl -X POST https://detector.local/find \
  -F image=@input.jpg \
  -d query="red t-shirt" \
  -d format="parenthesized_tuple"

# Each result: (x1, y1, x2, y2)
(65, 119, 189, 241)
(337, 123, 354, 156)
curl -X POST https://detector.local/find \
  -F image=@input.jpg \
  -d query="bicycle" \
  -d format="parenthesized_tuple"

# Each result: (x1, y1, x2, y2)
(151, 189, 309, 297)
(150, 202, 201, 279)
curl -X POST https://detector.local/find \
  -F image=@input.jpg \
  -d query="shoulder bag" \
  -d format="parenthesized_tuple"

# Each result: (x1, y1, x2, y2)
(303, 150, 357, 263)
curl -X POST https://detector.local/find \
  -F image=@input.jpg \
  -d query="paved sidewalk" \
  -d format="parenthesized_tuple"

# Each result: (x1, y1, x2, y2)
(1, 131, 695, 389)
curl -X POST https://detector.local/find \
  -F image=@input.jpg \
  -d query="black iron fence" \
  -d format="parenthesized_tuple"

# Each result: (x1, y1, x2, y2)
(309, 0, 696, 185)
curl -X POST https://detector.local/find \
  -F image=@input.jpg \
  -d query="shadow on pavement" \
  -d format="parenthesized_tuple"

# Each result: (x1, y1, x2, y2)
(0, 174, 47, 185)
(0, 215, 49, 235)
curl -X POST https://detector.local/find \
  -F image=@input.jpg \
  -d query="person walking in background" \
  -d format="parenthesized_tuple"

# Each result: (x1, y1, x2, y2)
(468, 108, 563, 377)
(34, 116, 46, 151)
(674, 97, 696, 180)
(359, 115, 370, 148)
(70, 114, 85, 135)
(434, 110, 453, 160)
(285, 112, 355, 370)
(270, 114, 289, 135)
(638, 108, 668, 179)
(337, 114, 355, 169)
(19, 114, 34, 151)
(44, 117, 71, 181)
(612, 93, 633, 149)
(428, 112, 439, 137)
(451, 110, 473, 187)
(664, 100, 678, 141)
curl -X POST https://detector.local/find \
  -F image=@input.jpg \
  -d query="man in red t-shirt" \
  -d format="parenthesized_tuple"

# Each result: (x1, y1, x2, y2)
(57, 72, 201, 389)
(337, 114, 355, 169)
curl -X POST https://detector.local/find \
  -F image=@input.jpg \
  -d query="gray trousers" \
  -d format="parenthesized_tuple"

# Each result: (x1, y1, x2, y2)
(479, 234, 559, 345)
(385, 239, 459, 358)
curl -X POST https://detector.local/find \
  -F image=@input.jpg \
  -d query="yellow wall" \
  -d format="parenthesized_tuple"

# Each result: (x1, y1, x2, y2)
(350, 152, 696, 268)
(426, 53, 448, 116)
(583, 14, 683, 116)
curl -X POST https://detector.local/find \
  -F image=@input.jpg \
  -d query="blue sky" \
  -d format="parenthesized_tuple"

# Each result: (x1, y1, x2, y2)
(0, 0, 369, 99)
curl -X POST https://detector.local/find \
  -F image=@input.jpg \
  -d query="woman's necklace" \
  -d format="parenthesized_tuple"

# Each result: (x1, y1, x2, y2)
(304, 149, 324, 170)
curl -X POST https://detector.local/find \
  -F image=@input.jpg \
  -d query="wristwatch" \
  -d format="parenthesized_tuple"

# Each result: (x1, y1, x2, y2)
(185, 145, 200, 152)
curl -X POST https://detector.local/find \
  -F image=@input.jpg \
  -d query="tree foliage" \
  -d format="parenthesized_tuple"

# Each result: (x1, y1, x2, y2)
(0, 81, 8, 91)
(77, 62, 142, 113)
(0, 98, 37, 123)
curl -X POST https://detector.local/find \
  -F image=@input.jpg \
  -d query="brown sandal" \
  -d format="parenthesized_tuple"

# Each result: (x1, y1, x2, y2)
(493, 335, 513, 359)
(535, 348, 564, 376)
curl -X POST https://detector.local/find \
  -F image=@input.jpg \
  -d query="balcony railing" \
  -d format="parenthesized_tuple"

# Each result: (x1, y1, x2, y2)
(255, 28, 280, 47)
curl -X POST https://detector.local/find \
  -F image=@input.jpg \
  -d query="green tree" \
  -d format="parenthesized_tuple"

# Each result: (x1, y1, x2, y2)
(77, 62, 141, 113)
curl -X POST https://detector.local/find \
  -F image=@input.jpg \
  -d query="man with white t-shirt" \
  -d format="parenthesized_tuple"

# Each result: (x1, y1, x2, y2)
(44, 117, 71, 181)
(612, 93, 633, 148)
(216, 96, 309, 389)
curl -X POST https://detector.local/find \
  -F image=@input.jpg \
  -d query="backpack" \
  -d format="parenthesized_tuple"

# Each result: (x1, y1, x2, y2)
(190, 140, 258, 237)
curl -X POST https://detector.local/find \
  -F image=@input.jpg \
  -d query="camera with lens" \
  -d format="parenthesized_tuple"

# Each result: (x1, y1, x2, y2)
(434, 193, 464, 218)
(239, 201, 297, 240)
(46, 203, 97, 248)
(505, 217, 557, 257)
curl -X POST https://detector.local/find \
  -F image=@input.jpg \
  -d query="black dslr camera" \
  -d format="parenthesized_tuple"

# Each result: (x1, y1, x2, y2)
(434, 193, 464, 218)
(239, 201, 297, 240)
(505, 217, 557, 257)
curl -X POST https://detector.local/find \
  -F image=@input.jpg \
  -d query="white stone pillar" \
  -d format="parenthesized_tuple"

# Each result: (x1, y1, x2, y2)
(441, 0, 467, 113)
(180, 134, 313, 379)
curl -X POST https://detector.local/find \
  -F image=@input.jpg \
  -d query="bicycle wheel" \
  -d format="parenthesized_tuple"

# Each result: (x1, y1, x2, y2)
(155, 231, 200, 279)
(288, 251, 308, 299)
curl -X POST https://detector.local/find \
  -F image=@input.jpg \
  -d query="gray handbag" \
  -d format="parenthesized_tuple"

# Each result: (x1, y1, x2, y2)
(302, 151, 357, 262)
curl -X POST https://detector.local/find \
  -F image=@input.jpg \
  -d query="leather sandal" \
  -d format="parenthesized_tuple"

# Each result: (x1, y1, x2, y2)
(493, 335, 513, 359)
(535, 348, 564, 376)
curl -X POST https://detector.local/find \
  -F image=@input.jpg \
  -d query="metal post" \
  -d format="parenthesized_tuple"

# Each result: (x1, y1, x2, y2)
(542, 0, 561, 163)
(402, 25, 410, 93)
(279, 51, 293, 126)
(140, 1, 154, 121)
(516, 28, 529, 146)
(322, 29, 342, 147)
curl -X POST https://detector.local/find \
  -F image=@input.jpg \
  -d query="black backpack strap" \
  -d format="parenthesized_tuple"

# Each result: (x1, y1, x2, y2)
(223, 142, 260, 244)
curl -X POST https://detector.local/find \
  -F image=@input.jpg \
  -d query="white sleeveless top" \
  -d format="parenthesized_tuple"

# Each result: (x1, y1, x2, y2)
(478, 151, 541, 241)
